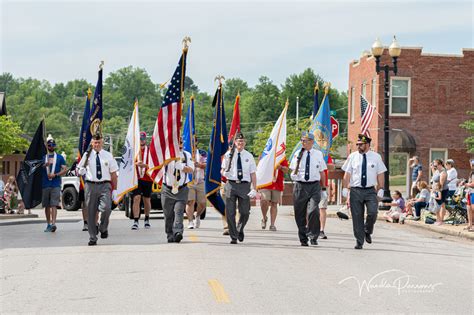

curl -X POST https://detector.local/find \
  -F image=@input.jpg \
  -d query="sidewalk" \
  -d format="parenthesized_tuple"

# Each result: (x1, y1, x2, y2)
(282, 205, 474, 241)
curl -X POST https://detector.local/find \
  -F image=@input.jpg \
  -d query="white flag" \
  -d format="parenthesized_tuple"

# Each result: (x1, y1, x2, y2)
(256, 102, 288, 189)
(114, 100, 140, 204)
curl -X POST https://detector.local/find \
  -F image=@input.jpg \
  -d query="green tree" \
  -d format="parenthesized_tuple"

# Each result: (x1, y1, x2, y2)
(0, 116, 29, 155)
(460, 111, 474, 153)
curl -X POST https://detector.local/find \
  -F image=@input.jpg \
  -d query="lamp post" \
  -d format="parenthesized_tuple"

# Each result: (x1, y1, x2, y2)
(371, 36, 401, 209)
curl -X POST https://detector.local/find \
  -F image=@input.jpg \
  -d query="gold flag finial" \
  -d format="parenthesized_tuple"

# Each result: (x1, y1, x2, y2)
(323, 82, 331, 95)
(182, 36, 191, 52)
(87, 87, 92, 99)
(314, 82, 319, 94)
(159, 78, 170, 89)
(214, 75, 225, 86)
(99, 60, 104, 70)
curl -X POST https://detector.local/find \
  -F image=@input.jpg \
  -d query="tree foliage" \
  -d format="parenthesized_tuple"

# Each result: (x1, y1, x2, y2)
(0, 115, 29, 155)
(460, 111, 474, 153)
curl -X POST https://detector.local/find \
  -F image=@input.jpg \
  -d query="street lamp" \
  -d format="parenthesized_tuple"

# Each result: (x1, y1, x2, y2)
(371, 36, 401, 209)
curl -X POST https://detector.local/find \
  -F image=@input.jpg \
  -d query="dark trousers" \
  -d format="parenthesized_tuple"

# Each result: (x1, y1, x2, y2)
(85, 182, 112, 242)
(349, 187, 378, 246)
(224, 181, 251, 241)
(161, 185, 189, 240)
(414, 201, 427, 217)
(293, 181, 321, 242)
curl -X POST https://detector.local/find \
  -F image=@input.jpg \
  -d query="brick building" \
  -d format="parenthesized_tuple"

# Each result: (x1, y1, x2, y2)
(347, 47, 473, 196)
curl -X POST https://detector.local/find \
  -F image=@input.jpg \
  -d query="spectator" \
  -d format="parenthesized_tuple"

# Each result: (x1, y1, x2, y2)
(405, 186, 420, 216)
(445, 159, 458, 199)
(3, 176, 18, 214)
(464, 170, 474, 232)
(431, 159, 448, 225)
(409, 156, 423, 198)
(413, 181, 430, 220)
(428, 182, 442, 224)
(383, 190, 405, 224)
(0, 177, 4, 196)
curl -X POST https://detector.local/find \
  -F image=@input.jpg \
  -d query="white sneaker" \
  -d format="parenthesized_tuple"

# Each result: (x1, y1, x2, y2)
(188, 221, 194, 229)
(194, 216, 201, 228)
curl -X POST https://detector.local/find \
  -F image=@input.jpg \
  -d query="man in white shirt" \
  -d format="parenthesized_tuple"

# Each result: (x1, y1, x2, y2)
(342, 134, 387, 249)
(161, 140, 194, 243)
(289, 131, 327, 247)
(221, 132, 257, 244)
(78, 132, 119, 246)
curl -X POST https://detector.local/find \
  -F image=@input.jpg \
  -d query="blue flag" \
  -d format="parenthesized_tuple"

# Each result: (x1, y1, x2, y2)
(205, 85, 228, 216)
(78, 88, 92, 157)
(182, 96, 195, 182)
(290, 90, 332, 163)
(89, 68, 103, 135)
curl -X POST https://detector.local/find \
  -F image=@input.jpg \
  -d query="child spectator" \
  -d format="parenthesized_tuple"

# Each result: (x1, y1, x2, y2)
(428, 182, 443, 224)
(383, 190, 406, 224)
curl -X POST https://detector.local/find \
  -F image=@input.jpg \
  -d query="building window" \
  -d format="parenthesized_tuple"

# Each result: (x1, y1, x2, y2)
(390, 77, 411, 116)
(350, 87, 355, 123)
(361, 81, 367, 97)
(371, 78, 377, 108)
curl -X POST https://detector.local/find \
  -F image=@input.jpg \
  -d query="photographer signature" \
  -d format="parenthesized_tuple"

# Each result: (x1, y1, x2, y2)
(339, 269, 443, 296)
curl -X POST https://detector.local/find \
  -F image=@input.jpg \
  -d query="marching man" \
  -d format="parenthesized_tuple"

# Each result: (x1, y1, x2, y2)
(78, 132, 119, 246)
(289, 131, 327, 247)
(161, 139, 194, 243)
(222, 132, 257, 244)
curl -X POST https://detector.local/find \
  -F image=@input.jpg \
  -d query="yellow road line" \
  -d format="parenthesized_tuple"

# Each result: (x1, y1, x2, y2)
(188, 233, 199, 242)
(208, 279, 230, 303)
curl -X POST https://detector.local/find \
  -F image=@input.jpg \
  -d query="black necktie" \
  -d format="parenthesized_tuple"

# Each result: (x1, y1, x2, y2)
(237, 152, 243, 180)
(361, 153, 367, 187)
(96, 152, 102, 180)
(304, 151, 310, 181)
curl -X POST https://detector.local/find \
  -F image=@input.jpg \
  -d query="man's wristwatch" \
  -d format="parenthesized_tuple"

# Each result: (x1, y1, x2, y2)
(321, 187, 326, 191)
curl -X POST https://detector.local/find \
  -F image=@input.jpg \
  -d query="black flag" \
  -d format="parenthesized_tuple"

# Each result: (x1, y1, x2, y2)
(17, 120, 46, 209)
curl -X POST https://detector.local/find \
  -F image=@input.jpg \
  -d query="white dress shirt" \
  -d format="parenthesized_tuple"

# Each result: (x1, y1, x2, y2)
(342, 150, 387, 188)
(163, 151, 194, 187)
(290, 148, 327, 182)
(222, 149, 256, 182)
(193, 151, 207, 184)
(447, 168, 458, 191)
(78, 149, 119, 182)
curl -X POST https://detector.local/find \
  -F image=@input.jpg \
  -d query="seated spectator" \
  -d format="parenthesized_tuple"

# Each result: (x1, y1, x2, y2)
(413, 181, 430, 221)
(3, 176, 18, 214)
(405, 186, 421, 217)
(383, 190, 406, 224)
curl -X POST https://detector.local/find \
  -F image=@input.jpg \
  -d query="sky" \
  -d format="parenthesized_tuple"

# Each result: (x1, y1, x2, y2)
(1, 0, 473, 94)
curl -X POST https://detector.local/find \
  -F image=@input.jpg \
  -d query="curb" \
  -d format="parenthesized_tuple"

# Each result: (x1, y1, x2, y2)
(0, 214, 39, 220)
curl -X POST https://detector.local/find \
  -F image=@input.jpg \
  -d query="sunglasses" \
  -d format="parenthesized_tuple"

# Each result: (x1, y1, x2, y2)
(356, 143, 366, 146)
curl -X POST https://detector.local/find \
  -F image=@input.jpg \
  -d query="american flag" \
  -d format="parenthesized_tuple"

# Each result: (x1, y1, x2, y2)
(147, 51, 187, 182)
(360, 95, 375, 137)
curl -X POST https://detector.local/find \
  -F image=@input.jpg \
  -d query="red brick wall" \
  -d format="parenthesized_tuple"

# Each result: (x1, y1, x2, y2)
(348, 48, 474, 180)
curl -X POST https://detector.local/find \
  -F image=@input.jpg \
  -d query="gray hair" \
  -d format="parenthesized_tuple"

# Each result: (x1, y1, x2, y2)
(446, 159, 455, 167)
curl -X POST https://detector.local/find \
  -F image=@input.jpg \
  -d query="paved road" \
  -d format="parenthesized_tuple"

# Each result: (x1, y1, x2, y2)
(1, 206, 472, 314)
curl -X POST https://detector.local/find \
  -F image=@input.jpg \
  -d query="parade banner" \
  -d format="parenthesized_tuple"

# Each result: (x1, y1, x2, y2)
(205, 83, 228, 216)
(182, 95, 195, 182)
(228, 93, 241, 142)
(256, 101, 288, 189)
(114, 100, 140, 204)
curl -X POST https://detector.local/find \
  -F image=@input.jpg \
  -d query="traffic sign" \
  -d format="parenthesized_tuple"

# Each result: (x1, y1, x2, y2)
(330, 116, 339, 139)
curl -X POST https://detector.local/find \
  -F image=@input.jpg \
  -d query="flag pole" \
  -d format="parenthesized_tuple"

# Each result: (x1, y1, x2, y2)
(296, 96, 299, 130)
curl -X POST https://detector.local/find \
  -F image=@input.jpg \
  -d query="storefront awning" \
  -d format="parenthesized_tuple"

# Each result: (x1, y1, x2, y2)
(389, 129, 416, 153)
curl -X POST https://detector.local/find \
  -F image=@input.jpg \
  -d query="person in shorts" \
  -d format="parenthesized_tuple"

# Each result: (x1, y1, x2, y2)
(186, 145, 207, 229)
(318, 155, 332, 239)
(131, 131, 153, 230)
(42, 136, 67, 232)
(259, 159, 289, 231)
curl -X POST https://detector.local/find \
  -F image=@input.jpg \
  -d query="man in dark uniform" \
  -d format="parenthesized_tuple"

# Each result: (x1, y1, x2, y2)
(222, 132, 257, 244)
(78, 132, 119, 246)
(161, 141, 194, 243)
(289, 131, 327, 246)
(342, 134, 386, 249)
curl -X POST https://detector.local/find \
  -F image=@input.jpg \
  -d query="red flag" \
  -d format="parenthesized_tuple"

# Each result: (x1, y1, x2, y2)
(228, 94, 241, 142)
(147, 49, 188, 182)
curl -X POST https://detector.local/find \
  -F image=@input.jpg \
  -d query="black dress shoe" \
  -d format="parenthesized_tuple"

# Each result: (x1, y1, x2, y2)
(354, 244, 363, 249)
(310, 238, 318, 246)
(174, 232, 183, 243)
(167, 238, 174, 243)
(230, 239, 237, 244)
(88, 240, 97, 246)
(238, 231, 244, 242)
(300, 241, 309, 247)
(365, 232, 372, 244)
(100, 231, 108, 239)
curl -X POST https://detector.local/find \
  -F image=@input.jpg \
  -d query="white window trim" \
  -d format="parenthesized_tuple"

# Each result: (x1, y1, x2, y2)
(350, 87, 355, 123)
(389, 77, 411, 117)
(371, 77, 377, 108)
(361, 81, 367, 97)
(429, 148, 448, 179)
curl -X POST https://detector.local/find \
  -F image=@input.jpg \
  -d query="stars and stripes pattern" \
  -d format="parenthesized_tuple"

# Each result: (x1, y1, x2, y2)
(360, 95, 375, 137)
(147, 52, 187, 182)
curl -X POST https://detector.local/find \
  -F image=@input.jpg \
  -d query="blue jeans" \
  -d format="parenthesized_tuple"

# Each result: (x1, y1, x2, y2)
(414, 201, 427, 217)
